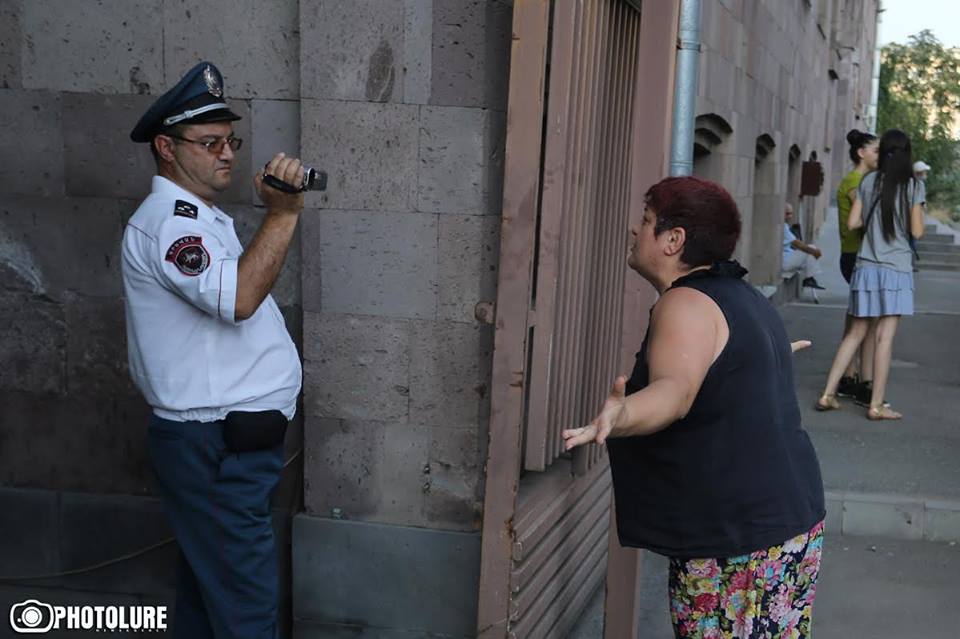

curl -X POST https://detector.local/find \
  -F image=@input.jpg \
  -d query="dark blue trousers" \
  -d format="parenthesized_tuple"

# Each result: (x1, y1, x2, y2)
(147, 415, 284, 639)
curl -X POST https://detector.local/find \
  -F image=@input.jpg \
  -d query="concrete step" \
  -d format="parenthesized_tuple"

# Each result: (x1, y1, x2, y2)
(919, 233, 956, 244)
(918, 261, 960, 272)
(824, 490, 960, 543)
(917, 251, 960, 264)
(917, 241, 960, 253)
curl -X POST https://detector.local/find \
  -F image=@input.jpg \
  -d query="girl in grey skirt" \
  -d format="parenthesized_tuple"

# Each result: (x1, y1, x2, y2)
(816, 129, 925, 420)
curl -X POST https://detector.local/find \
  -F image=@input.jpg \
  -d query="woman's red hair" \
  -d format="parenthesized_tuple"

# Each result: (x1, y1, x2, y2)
(645, 176, 742, 267)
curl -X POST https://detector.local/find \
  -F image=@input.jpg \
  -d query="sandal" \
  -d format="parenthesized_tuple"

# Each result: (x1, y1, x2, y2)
(867, 405, 902, 421)
(815, 395, 840, 411)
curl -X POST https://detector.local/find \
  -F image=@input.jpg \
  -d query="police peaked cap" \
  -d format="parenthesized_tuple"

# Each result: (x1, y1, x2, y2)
(130, 62, 241, 143)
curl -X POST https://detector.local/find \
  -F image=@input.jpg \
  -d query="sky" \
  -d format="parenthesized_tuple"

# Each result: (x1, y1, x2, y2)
(878, 0, 960, 47)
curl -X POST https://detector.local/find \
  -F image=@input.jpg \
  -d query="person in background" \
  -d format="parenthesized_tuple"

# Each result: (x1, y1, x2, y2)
(817, 129, 925, 420)
(564, 176, 825, 638)
(782, 203, 826, 291)
(836, 129, 879, 402)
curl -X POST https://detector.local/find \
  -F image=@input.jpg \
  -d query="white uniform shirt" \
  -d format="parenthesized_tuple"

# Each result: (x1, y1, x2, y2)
(122, 176, 302, 422)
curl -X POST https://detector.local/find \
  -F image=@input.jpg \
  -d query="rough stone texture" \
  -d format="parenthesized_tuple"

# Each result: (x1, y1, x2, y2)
(842, 498, 924, 542)
(229, 205, 302, 308)
(300, 0, 404, 103)
(418, 106, 505, 215)
(303, 418, 430, 526)
(0, 197, 127, 300)
(63, 93, 155, 200)
(430, 0, 512, 109)
(0, 391, 153, 494)
(825, 496, 843, 535)
(292, 515, 480, 637)
(21, 0, 164, 94)
(164, 0, 300, 99)
(437, 214, 499, 322)
(409, 322, 492, 428)
(305, 210, 438, 319)
(300, 100, 419, 212)
(425, 426, 483, 529)
(0, 292, 65, 394)
(55, 493, 176, 595)
(695, 0, 873, 279)
(925, 504, 960, 543)
(295, 624, 453, 639)
(0, 0, 21, 89)
(251, 99, 301, 202)
(65, 295, 139, 398)
(302, 312, 411, 422)
(0, 90, 64, 197)
(298, 208, 323, 310)
(402, 0, 433, 105)
(0, 488, 60, 578)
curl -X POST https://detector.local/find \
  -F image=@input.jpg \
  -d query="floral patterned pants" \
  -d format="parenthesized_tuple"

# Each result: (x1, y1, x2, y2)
(668, 520, 824, 639)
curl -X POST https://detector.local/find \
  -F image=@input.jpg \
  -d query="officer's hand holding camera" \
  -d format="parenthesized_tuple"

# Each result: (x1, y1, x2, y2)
(255, 152, 305, 214)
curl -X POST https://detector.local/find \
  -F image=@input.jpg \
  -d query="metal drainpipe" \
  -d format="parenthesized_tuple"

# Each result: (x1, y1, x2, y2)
(668, 0, 703, 177)
(867, 1, 883, 133)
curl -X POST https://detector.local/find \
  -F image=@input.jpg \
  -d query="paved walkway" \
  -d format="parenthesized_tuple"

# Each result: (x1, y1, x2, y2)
(570, 211, 960, 638)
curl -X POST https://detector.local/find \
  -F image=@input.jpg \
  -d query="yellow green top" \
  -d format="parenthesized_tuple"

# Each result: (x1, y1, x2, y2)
(837, 169, 865, 253)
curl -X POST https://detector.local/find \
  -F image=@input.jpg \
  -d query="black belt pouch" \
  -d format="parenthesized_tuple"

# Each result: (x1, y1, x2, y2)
(223, 410, 288, 453)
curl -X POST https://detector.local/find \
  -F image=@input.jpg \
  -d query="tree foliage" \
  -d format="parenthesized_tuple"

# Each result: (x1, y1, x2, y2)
(877, 30, 960, 208)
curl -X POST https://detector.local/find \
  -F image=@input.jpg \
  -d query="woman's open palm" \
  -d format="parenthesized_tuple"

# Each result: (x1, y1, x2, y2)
(563, 376, 627, 451)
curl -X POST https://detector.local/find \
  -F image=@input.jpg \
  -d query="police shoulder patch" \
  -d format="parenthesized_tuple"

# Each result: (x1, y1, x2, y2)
(173, 199, 199, 219)
(165, 236, 210, 276)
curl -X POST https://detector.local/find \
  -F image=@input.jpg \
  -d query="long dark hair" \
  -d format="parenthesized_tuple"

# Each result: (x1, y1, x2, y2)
(846, 128, 877, 164)
(868, 129, 913, 243)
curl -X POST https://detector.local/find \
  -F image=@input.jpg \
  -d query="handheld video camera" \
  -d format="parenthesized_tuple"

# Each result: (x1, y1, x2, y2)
(263, 164, 327, 193)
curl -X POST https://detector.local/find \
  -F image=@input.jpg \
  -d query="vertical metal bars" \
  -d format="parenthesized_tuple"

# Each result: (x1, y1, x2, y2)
(523, 0, 643, 473)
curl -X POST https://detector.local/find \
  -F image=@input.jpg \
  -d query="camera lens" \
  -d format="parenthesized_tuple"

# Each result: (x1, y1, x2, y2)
(301, 167, 328, 192)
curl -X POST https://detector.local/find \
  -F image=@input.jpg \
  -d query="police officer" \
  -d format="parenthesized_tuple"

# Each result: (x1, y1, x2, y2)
(122, 62, 304, 639)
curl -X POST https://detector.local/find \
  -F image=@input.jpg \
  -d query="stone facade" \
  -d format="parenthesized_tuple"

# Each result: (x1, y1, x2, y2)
(695, 0, 879, 286)
(1, 0, 880, 636)
(1, 0, 508, 636)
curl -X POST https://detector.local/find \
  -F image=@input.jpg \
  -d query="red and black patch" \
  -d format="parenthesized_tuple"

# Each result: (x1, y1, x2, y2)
(165, 236, 210, 276)
(173, 199, 199, 219)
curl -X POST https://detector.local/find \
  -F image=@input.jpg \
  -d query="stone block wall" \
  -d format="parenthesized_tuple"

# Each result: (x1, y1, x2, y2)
(696, 0, 879, 284)
(2, 0, 509, 635)
(298, 0, 510, 534)
(0, 0, 306, 628)
(1, 0, 304, 495)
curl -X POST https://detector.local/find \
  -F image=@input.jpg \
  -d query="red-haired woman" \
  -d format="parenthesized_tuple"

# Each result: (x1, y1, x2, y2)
(564, 176, 825, 638)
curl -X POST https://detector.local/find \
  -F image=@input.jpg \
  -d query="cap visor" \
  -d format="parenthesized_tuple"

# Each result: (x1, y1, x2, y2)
(186, 108, 242, 125)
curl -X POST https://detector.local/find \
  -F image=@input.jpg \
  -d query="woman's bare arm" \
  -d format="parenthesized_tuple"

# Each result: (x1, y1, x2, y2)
(562, 287, 724, 449)
(847, 197, 864, 231)
(910, 203, 925, 239)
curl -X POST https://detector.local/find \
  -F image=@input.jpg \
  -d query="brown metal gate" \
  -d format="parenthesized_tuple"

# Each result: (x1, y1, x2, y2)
(477, 0, 668, 637)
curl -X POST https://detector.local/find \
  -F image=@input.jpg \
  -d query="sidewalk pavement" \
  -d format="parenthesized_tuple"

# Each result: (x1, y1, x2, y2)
(569, 209, 960, 638)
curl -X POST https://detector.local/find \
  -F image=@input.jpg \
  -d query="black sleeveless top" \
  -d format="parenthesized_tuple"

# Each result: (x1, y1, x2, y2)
(606, 261, 824, 559)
